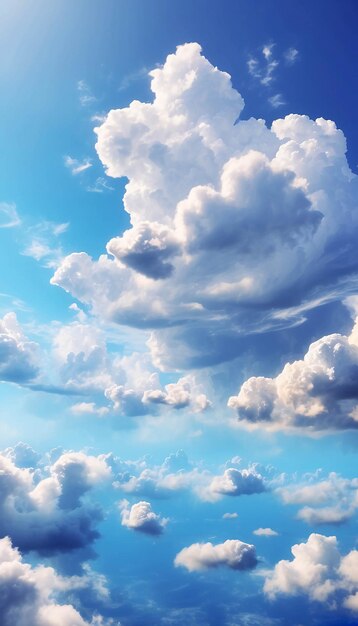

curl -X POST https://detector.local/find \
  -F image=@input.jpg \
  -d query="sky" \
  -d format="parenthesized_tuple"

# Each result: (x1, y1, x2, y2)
(0, 1, 358, 625)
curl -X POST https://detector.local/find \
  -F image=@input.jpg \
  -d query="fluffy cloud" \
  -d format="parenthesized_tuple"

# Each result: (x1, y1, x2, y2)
(142, 375, 211, 411)
(277, 472, 358, 525)
(113, 449, 203, 499)
(264, 533, 358, 612)
(228, 318, 358, 432)
(253, 528, 278, 536)
(113, 451, 268, 505)
(51, 43, 358, 370)
(174, 539, 257, 572)
(119, 500, 167, 535)
(0, 449, 111, 555)
(0, 313, 39, 383)
(0, 536, 111, 626)
(52, 321, 210, 417)
(201, 467, 266, 501)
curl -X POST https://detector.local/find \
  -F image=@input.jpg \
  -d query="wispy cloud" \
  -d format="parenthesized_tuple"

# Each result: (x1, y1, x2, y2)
(64, 155, 92, 175)
(248, 42, 299, 108)
(268, 93, 286, 108)
(118, 66, 149, 92)
(86, 177, 114, 193)
(22, 221, 69, 268)
(284, 47, 299, 65)
(0, 202, 21, 228)
(247, 43, 279, 87)
(77, 79, 96, 106)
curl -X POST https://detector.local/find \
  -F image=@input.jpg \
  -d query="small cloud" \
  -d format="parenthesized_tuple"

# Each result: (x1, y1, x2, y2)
(268, 94, 286, 108)
(248, 43, 279, 87)
(175, 539, 258, 572)
(23, 240, 54, 262)
(253, 527, 279, 537)
(22, 221, 68, 268)
(64, 155, 93, 175)
(71, 402, 109, 417)
(118, 66, 149, 92)
(77, 79, 96, 106)
(119, 499, 168, 535)
(223, 512, 238, 519)
(87, 177, 115, 193)
(284, 47, 299, 65)
(0, 203, 21, 228)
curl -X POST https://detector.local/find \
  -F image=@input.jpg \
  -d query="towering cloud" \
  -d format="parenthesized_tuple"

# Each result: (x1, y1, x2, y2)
(51, 43, 358, 370)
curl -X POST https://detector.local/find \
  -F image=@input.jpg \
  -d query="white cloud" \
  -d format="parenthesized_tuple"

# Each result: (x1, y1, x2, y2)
(174, 539, 257, 572)
(253, 528, 278, 537)
(268, 94, 285, 108)
(142, 375, 211, 412)
(71, 402, 109, 417)
(223, 512, 238, 519)
(0, 536, 110, 626)
(228, 317, 358, 432)
(200, 467, 266, 502)
(284, 47, 299, 65)
(277, 472, 358, 524)
(77, 80, 96, 107)
(264, 533, 358, 612)
(0, 202, 21, 228)
(51, 43, 358, 371)
(64, 155, 93, 175)
(119, 499, 167, 535)
(0, 312, 39, 383)
(87, 177, 114, 193)
(247, 43, 279, 86)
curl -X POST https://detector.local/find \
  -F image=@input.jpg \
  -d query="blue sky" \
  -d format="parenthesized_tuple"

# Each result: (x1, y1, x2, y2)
(1, 2, 358, 625)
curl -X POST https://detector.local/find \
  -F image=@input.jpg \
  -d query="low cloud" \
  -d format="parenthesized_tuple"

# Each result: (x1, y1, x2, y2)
(175, 539, 257, 572)
(229, 317, 358, 432)
(264, 533, 358, 613)
(119, 499, 167, 535)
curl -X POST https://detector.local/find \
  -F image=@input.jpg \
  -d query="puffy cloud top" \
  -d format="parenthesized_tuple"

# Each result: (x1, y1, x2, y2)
(119, 500, 167, 535)
(264, 533, 358, 612)
(228, 317, 358, 432)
